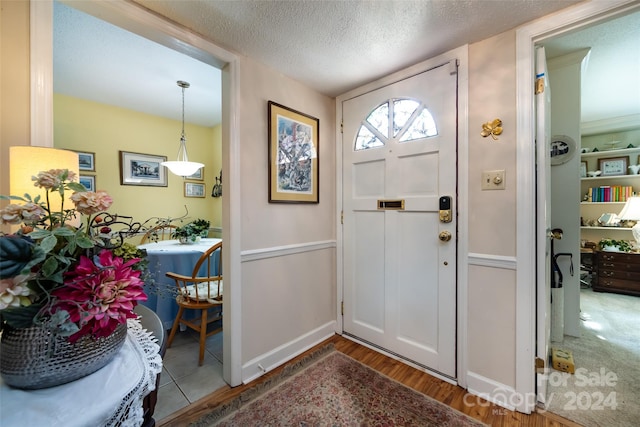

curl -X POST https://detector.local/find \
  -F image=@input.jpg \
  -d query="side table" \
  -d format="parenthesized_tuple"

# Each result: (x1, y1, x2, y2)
(0, 319, 163, 427)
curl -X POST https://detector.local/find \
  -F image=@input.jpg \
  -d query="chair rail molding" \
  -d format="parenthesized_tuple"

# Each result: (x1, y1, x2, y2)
(241, 240, 336, 262)
(468, 253, 517, 270)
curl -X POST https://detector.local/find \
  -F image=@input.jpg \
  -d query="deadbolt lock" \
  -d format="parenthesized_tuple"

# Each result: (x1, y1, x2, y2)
(439, 230, 452, 242)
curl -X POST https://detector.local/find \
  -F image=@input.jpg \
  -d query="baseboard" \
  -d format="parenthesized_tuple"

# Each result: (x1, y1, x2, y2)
(466, 371, 520, 411)
(241, 320, 336, 383)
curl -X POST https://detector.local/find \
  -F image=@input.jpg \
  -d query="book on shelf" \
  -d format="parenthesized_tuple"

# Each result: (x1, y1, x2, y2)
(586, 185, 633, 202)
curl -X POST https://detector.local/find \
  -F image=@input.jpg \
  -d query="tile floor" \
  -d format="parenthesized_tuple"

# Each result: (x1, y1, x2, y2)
(154, 326, 227, 422)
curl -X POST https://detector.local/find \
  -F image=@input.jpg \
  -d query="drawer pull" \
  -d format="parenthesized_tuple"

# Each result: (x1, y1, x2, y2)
(602, 262, 615, 268)
(602, 271, 614, 277)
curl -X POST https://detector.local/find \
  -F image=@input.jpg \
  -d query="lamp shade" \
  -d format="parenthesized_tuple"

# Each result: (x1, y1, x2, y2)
(618, 196, 640, 248)
(618, 196, 640, 220)
(10, 147, 80, 225)
(161, 160, 204, 177)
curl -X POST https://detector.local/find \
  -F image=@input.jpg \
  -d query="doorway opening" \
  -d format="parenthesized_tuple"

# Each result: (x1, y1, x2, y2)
(540, 10, 640, 424)
(516, 0, 640, 417)
(31, 0, 243, 409)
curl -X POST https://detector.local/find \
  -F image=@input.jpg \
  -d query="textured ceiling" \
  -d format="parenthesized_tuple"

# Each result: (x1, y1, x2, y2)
(54, 0, 639, 129)
(544, 10, 640, 124)
(132, 0, 583, 97)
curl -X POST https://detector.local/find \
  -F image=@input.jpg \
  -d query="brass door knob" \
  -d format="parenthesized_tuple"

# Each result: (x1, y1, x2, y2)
(439, 230, 452, 242)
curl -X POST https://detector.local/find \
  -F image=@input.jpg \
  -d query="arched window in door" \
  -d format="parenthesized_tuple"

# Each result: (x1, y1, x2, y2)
(354, 98, 438, 150)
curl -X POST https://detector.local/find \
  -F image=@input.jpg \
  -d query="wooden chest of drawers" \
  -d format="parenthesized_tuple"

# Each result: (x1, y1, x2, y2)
(593, 251, 640, 296)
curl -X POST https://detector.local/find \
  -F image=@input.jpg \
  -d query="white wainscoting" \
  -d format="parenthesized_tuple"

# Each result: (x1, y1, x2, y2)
(239, 240, 337, 383)
(241, 321, 336, 384)
(467, 371, 523, 411)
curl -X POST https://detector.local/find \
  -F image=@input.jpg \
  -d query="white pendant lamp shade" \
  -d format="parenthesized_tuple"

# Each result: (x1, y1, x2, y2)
(161, 136, 204, 176)
(161, 81, 204, 177)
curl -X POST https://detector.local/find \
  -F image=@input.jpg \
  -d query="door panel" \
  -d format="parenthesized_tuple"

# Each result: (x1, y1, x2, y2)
(342, 63, 457, 377)
(536, 45, 552, 405)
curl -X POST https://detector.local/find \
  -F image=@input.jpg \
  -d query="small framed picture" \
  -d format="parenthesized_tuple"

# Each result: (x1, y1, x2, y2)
(184, 182, 205, 198)
(74, 151, 95, 172)
(598, 156, 629, 176)
(79, 175, 96, 192)
(119, 151, 168, 187)
(186, 167, 204, 181)
(580, 161, 587, 178)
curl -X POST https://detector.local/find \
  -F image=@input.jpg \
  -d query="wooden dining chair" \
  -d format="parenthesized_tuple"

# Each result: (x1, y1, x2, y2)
(140, 224, 177, 244)
(165, 241, 222, 365)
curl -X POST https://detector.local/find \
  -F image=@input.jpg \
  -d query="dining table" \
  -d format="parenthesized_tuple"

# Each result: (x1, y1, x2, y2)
(137, 238, 222, 329)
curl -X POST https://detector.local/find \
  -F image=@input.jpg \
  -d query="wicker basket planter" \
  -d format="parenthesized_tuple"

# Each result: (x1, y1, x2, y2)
(0, 323, 127, 390)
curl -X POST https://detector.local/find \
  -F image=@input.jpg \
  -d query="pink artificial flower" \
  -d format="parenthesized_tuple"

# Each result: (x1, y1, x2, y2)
(32, 169, 77, 190)
(70, 190, 113, 215)
(0, 203, 46, 225)
(0, 274, 36, 310)
(52, 250, 147, 343)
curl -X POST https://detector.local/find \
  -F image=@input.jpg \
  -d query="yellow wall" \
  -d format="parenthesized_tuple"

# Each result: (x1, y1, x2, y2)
(53, 94, 222, 233)
(0, 0, 31, 228)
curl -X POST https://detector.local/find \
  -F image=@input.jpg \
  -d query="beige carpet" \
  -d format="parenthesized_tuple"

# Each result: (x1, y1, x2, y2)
(546, 288, 640, 427)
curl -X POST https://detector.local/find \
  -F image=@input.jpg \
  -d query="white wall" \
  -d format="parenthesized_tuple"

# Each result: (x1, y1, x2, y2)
(237, 56, 337, 380)
(465, 30, 519, 401)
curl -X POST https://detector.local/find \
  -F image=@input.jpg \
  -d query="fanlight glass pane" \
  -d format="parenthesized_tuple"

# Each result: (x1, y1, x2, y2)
(393, 99, 420, 137)
(353, 97, 438, 151)
(366, 102, 389, 137)
(355, 125, 384, 150)
(399, 107, 438, 142)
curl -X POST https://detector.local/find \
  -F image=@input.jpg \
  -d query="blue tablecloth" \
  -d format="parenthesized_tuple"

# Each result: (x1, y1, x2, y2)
(138, 238, 221, 329)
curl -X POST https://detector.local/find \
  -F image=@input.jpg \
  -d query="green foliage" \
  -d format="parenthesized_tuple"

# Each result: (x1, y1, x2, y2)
(172, 218, 211, 240)
(598, 239, 631, 252)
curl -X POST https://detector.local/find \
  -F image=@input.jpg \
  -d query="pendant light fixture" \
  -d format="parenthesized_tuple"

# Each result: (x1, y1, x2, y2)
(161, 80, 204, 177)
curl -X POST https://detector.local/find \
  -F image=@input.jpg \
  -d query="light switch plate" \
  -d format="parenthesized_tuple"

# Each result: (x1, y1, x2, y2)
(482, 170, 506, 190)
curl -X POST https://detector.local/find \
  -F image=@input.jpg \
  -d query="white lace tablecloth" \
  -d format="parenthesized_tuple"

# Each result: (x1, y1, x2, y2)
(0, 319, 162, 427)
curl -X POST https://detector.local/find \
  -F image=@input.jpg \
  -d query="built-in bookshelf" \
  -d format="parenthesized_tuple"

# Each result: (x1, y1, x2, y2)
(580, 147, 640, 243)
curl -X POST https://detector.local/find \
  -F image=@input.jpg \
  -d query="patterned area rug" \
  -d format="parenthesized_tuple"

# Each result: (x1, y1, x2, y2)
(192, 345, 485, 426)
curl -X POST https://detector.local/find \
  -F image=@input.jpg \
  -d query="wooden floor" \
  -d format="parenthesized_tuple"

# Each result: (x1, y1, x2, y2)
(158, 335, 583, 427)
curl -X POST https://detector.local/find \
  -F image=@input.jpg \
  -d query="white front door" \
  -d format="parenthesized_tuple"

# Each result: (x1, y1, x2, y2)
(342, 62, 458, 378)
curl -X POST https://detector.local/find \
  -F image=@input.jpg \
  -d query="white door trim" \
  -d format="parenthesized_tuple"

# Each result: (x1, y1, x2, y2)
(30, 0, 243, 386)
(335, 44, 469, 387)
(515, 0, 640, 414)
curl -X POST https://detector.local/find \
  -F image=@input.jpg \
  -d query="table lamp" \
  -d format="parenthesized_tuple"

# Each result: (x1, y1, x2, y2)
(618, 196, 640, 249)
(9, 146, 80, 228)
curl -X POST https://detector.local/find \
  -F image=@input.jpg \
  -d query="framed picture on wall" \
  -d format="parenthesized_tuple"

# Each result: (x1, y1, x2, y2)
(268, 101, 319, 203)
(186, 167, 204, 181)
(598, 156, 629, 177)
(74, 151, 95, 172)
(119, 151, 168, 187)
(184, 182, 205, 198)
(79, 175, 96, 192)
